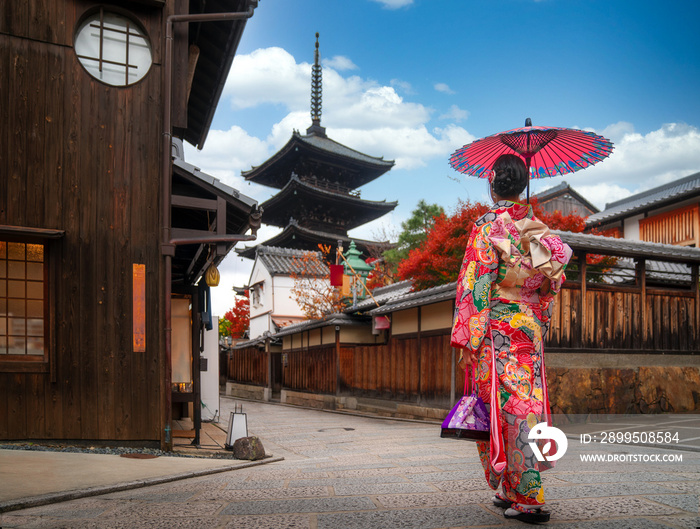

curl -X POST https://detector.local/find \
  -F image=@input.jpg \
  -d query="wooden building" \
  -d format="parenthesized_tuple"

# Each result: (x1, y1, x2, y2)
(227, 233, 700, 417)
(246, 245, 326, 339)
(587, 171, 700, 245)
(1, 0, 260, 448)
(531, 181, 599, 217)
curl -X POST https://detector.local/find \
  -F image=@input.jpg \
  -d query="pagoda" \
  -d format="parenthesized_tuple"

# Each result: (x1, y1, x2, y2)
(238, 33, 397, 259)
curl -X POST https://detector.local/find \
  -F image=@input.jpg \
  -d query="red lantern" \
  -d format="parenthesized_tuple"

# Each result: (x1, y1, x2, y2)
(330, 264, 344, 286)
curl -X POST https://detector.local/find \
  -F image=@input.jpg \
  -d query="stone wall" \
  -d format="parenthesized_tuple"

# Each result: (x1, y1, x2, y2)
(546, 353, 700, 416)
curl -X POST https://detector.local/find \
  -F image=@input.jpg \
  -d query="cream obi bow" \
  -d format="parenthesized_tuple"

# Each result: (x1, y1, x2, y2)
(489, 213, 568, 285)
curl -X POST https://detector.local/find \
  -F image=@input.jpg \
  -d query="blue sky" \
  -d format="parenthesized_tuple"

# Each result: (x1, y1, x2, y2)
(183, 0, 700, 315)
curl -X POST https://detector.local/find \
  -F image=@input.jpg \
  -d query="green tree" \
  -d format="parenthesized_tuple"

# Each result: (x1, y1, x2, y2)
(384, 200, 444, 272)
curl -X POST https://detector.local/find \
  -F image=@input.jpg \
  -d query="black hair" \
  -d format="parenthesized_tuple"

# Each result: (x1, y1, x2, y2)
(492, 154, 528, 198)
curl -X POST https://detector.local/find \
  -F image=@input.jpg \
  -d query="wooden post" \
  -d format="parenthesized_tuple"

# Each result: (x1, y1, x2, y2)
(636, 259, 647, 343)
(265, 336, 271, 395)
(692, 264, 699, 345)
(216, 197, 227, 256)
(191, 288, 202, 446)
(417, 306, 422, 399)
(450, 347, 456, 405)
(335, 326, 341, 396)
(579, 252, 587, 347)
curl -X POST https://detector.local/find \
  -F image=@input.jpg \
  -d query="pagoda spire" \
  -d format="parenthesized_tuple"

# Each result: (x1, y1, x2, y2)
(307, 32, 326, 137)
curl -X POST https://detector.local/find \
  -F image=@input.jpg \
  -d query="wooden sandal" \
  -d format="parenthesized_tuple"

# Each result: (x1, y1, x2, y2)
(504, 503, 551, 524)
(492, 492, 513, 508)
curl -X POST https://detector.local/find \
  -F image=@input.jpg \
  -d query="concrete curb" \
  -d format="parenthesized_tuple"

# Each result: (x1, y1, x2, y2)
(0, 456, 284, 514)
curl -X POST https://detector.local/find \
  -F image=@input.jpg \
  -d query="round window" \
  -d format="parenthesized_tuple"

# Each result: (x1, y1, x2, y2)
(74, 9, 152, 86)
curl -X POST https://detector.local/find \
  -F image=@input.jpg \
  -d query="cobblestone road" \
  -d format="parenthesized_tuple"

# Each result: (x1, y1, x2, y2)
(1, 398, 698, 528)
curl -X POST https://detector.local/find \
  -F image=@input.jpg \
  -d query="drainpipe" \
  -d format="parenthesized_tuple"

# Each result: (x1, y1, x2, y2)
(162, 4, 257, 450)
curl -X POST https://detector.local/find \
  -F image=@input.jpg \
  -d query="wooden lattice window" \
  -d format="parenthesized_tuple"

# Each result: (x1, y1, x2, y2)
(0, 241, 47, 360)
(639, 204, 700, 247)
(74, 8, 153, 86)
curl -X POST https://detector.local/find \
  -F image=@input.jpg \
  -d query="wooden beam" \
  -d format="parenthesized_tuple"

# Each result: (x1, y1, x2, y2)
(170, 228, 255, 245)
(171, 194, 218, 211)
(580, 253, 587, 347)
(692, 264, 699, 345)
(217, 196, 227, 256)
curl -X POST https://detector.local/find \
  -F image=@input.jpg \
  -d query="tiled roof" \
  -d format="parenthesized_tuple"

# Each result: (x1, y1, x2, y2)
(273, 312, 370, 337)
(600, 258, 692, 286)
(345, 280, 414, 313)
(242, 130, 394, 188)
(258, 175, 397, 230)
(586, 171, 700, 226)
(299, 132, 395, 168)
(237, 222, 387, 260)
(555, 230, 700, 263)
(172, 139, 257, 209)
(532, 181, 599, 214)
(369, 282, 457, 316)
(255, 245, 328, 276)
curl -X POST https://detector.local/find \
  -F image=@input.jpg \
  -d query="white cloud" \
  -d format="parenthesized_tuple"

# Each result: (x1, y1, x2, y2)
(370, 0, 414, 8)
(323, 55, 357, 71)
(532, 122, 700, 210)
(332, 123, 472, 170)
(182, 125, 270, 196)
(209, 253, 253, 318)
(390, 79, 415, 95)
(439, 104, 469, 122)
(348, 213, 399, 243)
(328, 86, 430, 129)
(225, 47, 310, 110)
(434, 82, 455, 95)
(215, 47, 474, 172)
(575, 183, 632, 210)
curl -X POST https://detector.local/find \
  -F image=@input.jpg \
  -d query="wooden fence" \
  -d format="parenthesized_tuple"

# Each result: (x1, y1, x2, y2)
(228, 269, 700, 410)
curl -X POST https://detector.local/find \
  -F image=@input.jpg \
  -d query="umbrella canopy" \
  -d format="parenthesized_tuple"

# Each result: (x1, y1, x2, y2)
(449, 118, 614, 181)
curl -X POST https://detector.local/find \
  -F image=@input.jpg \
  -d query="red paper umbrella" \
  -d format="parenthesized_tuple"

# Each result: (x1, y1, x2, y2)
(449, 118, 613, 199)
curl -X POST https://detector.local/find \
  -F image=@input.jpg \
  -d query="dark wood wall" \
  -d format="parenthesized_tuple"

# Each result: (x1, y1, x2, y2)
(548, 285, 697, 352)
(0, 1, 183, 442)
(284, 346, 336, 395)
(227, 347, 267, 387)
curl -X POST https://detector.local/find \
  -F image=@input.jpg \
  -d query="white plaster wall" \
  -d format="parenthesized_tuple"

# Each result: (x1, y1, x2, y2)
(248, 314, 269, 340)
(272, 275, 305, 316)
(623, 214, 643, 241)
(201, 316, 220, 422)
(247, 259, 272, 339)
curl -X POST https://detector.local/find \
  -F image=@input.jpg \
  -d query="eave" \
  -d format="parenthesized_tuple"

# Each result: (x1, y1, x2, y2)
(184, 0, 257, 148)
(171, 156, 260, 285)
(242, 131, 394, 189)
(259, 176, 397, 230)
(237, 222, 386, 260)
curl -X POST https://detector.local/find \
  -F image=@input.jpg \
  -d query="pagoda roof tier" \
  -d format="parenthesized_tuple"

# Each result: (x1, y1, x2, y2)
(242, 130, 395, 190)
(237, 221, 386, 260)
(259, 175, 397, 231)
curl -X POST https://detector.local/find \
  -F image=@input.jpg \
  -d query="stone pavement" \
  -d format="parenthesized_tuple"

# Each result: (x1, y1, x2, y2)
(0, 397, 698, 528)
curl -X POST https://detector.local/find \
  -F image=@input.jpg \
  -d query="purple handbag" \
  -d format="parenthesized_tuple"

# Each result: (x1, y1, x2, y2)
(440, 363, 490, 441)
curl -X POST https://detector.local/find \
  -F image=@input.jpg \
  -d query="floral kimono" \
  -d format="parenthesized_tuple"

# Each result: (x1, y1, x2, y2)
(451, 200, 572, 507)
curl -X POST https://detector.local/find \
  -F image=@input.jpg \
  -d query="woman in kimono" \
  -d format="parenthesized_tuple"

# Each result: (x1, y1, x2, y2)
(451, 154, 572, 524)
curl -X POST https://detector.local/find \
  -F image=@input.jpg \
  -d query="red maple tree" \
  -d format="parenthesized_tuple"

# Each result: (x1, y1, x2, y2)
(219, 291, 250, 339)
(396, 198, 612, 290)
(396, 200, 490, 290)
